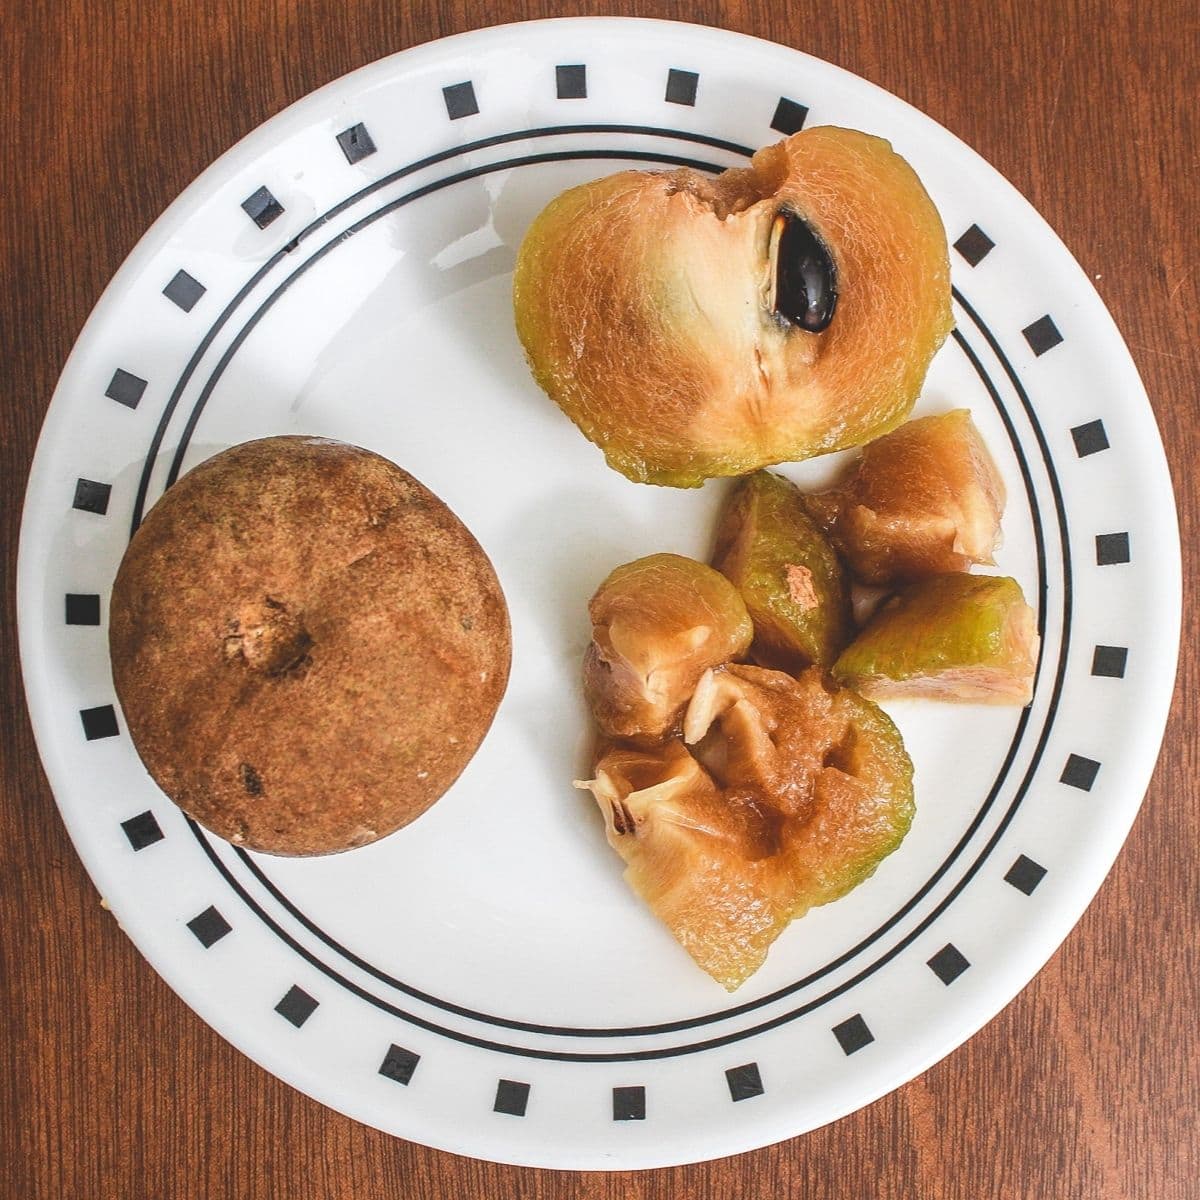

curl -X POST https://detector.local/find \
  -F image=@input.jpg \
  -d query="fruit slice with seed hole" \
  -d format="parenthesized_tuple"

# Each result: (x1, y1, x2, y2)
(513, 126, 953, 487)
(806, 409, 1005, 585)
(579, 665, 913, 989)
(712, 470, 852, 671)
(832, 573, 1039, 704)
(583, 554, 752, 743)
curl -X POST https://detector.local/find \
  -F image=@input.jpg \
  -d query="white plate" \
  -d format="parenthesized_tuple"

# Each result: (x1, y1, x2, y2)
(17, 17, 1180, 1170)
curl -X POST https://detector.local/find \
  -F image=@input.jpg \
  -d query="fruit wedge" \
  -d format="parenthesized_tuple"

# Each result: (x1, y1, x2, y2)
(806, 409, 1005, 585)
(583, 553, 753, 742)
(832, 573, 1039, 703)
(514, 127, 953, 486)
(580, 665, 914, 989)
(712, 470, 852, 671)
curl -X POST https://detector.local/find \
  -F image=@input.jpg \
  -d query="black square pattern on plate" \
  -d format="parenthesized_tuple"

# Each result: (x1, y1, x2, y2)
(105, 368, 147, 409)
(725, 1062, 764, 1102)
(493, 1079, 530, 1116)
(443, 81, 479, 120)
(65, 593, 101, 625)
(187, 905, 232, 948)
(927, 943, 971, 985)
(612, 1085, 646, 1121)
(770, 97, 809, 135)
(832, 1014, 874, 1055)
(1071, 419, 1110, 457)
(1022, 314, 1063, 356)
(275, 985, 318, 1027)
(242, 186, 284, 229)
(954, 224, 994, 266)
(1004, 854, 1047, 895)
(73, 478, 111, 515)
(664, 68, 698, 106)
(1096, 532, 1131, 565)
(556, 64, 587, 99)
(121, 810, 164, 851)
(336, 122, 377, 164)
(1060, 753, 1101, 791)
(379, 1043, 420, 1085)
(1092, 645, 1128, 678)
(162, 269, 206, 312)
(80, 704, 119, 740)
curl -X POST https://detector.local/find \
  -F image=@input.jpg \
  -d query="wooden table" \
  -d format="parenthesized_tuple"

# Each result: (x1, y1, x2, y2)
(3, 2, 1196, 1196)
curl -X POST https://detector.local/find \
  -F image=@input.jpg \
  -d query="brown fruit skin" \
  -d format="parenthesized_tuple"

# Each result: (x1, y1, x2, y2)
(712, 471, 853, 671)
(109, 436, 511, 856)
(583, 665, 914, 989)
(513, 126, 954, 487)
(583, 553, 753, 742)
(832, 573, 1039, 704)
(807, 409, 1005, 585)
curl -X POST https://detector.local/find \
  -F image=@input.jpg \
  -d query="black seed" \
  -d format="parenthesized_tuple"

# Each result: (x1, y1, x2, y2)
(773, 211, 837, 333)
(240, 763, 263, 796)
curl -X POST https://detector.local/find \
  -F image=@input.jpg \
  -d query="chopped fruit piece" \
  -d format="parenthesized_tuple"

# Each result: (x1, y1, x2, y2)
(513, 127, 954, 486)
(832, 574, 1039, 704)
(807, 409, 1006, 585)
(580, 665, 914, 989)
(712, 471, 852, 671)
(583, 553, 753, 742)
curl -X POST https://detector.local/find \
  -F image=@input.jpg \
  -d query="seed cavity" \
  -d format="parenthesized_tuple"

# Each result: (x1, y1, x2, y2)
(770, 210, 837, 333)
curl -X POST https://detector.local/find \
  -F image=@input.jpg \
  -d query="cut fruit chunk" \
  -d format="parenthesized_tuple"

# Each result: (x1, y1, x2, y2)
(807, 409, 1005, 585)
(583, 553, 753, 742)
(712, 470, 852, 672)
(832, 573, 1039, 704)
(580, 665, 914, 989)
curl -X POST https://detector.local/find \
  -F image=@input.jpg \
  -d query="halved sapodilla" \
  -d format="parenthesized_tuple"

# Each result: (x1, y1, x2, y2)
(513, 126, 953, 486)
(712, 470, 853, 672)
(580, 665, 914, 989)
(833, 573, 1039, 704)
(583, 553, 753, 742)
(806, 409, 1006, 585)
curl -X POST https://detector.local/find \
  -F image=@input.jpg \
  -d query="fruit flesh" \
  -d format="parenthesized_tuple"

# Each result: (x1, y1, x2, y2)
(513, 126, 954, 486)
(832, 573, 1039, 704)
(712, 470, 852, 671)
(583, 553, 753, 742)
(807, 409, 1005, 585)
(581, 665, 914, 989)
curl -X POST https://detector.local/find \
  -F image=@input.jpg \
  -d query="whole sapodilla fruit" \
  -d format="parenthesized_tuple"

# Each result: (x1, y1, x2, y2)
(513, 126, 954, 487)
(109, 436, 512, 856)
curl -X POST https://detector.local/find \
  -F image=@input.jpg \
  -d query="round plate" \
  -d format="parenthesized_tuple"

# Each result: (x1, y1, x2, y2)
(17, 17, 1180, 1170)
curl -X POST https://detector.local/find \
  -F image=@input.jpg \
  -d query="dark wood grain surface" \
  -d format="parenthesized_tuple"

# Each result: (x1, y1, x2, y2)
(3, 2, 1197, 1196)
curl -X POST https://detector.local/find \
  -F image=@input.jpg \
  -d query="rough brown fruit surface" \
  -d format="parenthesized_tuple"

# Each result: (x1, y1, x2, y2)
(712, 470, 852, 671)
(833, 573, 1039, 704)
(109, 436, 511, 856)
(807, 409, 1005, 584)
(581, 665, 914, 989)
(513, 126, 954, 486)
(583, 553, 753, 742)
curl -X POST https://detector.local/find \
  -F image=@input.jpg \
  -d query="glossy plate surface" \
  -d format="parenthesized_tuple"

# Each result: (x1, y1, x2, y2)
(17, 18, 1180, 1169)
